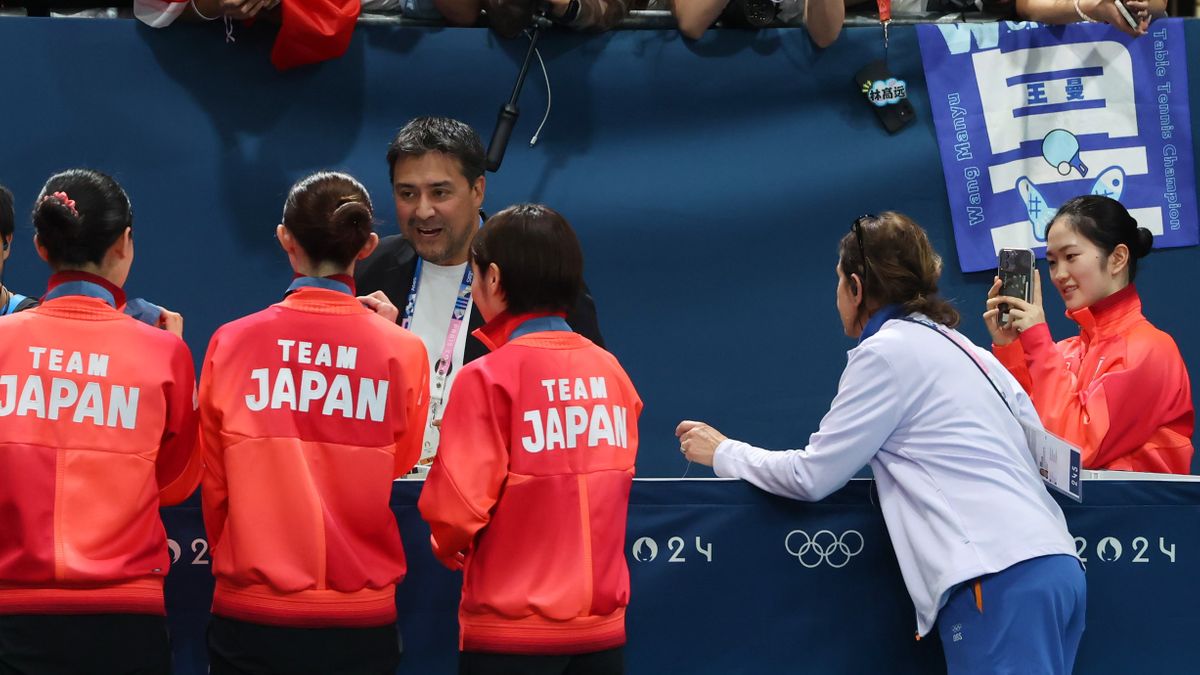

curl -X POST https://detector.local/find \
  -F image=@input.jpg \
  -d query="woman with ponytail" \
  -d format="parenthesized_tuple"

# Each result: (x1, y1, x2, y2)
(198, 171, 429, 674)
(985, 196, 1193, 474)
(0, 169, 200, 673)
(676, 212, 1083, 674)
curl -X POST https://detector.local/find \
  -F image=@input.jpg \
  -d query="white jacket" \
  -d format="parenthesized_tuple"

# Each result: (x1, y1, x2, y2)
(714, 314, 1078, 636)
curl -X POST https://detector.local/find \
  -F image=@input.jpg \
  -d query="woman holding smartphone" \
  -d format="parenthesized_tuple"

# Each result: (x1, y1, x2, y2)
(984, 195, 1193, 474)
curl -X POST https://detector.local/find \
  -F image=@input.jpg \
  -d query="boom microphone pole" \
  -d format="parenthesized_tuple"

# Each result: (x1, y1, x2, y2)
(485, 7, 553, 172)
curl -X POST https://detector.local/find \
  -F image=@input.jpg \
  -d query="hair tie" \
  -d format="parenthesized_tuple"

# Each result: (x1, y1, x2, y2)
(44, 191, 79, 217)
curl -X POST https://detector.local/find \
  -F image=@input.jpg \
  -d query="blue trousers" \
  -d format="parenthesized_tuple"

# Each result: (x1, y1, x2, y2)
(937, 554, 1086, 675)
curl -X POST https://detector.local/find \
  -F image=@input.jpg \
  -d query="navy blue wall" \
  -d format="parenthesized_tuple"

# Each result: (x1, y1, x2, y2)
(1, 18, 1197, 476)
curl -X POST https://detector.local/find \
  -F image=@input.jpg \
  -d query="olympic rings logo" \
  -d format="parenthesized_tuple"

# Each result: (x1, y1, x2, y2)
(784, 529, 864, 568)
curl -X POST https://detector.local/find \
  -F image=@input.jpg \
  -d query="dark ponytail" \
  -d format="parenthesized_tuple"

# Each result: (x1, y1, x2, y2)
(282, 171, 374, 268)
(838, 211, 961, 328)
(32, 169, 132, 267)
(1048, 196, 1152, 281)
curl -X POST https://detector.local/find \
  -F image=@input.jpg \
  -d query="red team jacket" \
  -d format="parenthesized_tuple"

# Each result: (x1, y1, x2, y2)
(199, 282, 429, 627)
(419, 312, 642, 655)
(0, 272, 200, 615)
(994, 285, 1194, 473)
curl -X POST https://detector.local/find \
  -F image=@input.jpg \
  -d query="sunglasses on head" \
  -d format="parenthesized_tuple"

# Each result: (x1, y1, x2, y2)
(850, 214, 875, 293)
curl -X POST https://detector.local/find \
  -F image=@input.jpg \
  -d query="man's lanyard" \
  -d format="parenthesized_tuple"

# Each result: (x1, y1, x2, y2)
(286, 276, 354, 296)
(43, 280, 118, 309)
(402, 258, 474, 409)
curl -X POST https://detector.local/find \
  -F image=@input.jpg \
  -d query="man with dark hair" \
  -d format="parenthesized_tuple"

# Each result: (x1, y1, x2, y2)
(356, 117, 604, 472)
(0, 184, 38, 316)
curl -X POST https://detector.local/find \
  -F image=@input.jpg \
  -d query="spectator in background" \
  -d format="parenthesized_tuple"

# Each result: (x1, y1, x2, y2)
(134, 0, 358, 70)
(426, 0, 632, 34)
(985, 196, 1194, 474)
(355, 117, 604, 473)
(1015, 0, 1162, 36)
(0, 184, 38, 316)
(134, 0, 279, 26)
(672, 0, 847, 45)
(674, 0, 1163, 46)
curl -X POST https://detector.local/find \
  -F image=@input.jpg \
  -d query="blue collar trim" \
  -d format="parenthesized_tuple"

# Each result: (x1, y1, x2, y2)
(509, 316, 572, 341)
(287, 276, 354, 296)
(44, 281, 117, 309)
(858, 304, 906, 343)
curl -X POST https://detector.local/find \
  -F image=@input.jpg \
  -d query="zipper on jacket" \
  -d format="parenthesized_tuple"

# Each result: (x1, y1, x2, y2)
(577, 474, 594, 615)
(54, 449, 66, 581)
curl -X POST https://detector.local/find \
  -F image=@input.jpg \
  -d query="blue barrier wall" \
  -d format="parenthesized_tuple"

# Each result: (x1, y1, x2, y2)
(0, 19, 1197, 476)
(159, 478, 1200, 674)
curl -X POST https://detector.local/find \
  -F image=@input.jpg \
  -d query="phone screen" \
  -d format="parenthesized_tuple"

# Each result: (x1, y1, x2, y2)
(998, 248, 1033, 324)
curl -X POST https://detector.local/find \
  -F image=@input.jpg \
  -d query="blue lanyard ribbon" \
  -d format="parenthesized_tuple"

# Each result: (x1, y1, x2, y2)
(286, 276, 354, 296)
(509, 316, 572, 341)
(402, 258, 474, 378)
(43, 280, 117, 309)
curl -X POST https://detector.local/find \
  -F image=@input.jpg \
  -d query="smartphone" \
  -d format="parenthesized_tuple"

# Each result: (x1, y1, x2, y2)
(997, 248, 1034, 325)
(853, 60, 916, 135)
(1114, 0, 1139, 29)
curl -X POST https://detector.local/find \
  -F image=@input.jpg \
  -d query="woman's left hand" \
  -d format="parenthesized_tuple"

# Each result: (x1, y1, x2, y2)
(984, 268, 1046, 336)
(675, 420, 728, 467)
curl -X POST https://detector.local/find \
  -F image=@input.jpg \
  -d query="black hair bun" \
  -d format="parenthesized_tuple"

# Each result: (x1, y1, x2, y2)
(1134, 226, 1153, 258)
(331, 200, 371, 230)
(33, 194, 83, 251)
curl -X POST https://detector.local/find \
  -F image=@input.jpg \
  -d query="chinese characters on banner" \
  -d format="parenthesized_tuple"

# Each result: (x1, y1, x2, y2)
(917, 21, 1196, 272)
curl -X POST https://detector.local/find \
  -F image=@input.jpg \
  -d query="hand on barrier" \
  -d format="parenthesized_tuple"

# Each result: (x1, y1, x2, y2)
(157, 307, 185, 338)
(675, 420, 727, 467)
(358, 290, 400, 323)
(1082, 0, 1150, 37)
(219, 0, 280, 20)
(984, 270, 1045, 345)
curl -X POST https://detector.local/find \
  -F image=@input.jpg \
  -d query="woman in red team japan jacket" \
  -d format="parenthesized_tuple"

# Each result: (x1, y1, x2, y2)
(419, 204, 642, 675)
(986, 195, 1194, 474)
(0, 169, 200, 674)
(198, 172, 430, 674)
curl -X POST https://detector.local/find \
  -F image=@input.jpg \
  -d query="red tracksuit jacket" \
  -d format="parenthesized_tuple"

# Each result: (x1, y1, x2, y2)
(199, 282, 429, 627)
(419, 311, 642, 654)
(994, 284, 1194, 473)
(0, 272, 200, 615)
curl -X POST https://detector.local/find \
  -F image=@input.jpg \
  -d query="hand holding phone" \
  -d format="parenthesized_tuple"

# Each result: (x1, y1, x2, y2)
(1113, 0, 1139, 30)
(1090, 0, 1147, 36)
